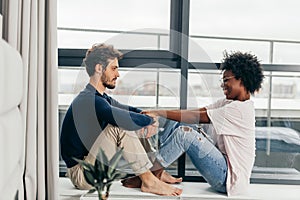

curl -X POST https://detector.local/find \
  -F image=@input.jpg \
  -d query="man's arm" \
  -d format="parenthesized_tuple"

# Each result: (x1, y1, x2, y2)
(109, 97, 142, 113)
(95, 97, 154, 131)
(109, 96, 159, 137)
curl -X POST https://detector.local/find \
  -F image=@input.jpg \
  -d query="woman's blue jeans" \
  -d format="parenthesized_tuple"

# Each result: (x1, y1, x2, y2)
(156, 122, 227, 193)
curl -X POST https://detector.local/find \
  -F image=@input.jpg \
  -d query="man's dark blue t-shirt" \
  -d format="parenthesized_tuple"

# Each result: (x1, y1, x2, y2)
(60, 84, 153, 168)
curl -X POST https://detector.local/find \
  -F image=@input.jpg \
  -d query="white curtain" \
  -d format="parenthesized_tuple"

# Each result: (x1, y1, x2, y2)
(2, 0, 59, 199)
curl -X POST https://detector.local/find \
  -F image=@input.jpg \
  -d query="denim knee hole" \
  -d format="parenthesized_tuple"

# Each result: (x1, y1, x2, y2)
(179, 126, 193, 132)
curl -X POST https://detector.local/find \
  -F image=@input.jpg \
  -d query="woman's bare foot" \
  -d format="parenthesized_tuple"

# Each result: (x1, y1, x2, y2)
(140, 172, 182, 196)
(161, 170, 183, 184)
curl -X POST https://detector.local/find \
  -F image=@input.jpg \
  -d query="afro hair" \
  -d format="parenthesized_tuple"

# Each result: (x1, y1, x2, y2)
(221, 51, 264, 94)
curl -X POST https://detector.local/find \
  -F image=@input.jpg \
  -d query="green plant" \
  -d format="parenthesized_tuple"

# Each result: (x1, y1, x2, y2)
(74, 147, 132, 200)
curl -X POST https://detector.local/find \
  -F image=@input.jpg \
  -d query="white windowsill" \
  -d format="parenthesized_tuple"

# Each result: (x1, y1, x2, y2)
(59, 177, 299, 200)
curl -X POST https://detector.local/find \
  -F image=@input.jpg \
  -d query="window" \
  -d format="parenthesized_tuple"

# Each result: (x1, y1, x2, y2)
(58, 0, 300, 184)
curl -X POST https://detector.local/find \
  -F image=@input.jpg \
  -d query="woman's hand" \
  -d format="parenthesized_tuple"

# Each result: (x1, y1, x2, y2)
(141, 110, 157, 116)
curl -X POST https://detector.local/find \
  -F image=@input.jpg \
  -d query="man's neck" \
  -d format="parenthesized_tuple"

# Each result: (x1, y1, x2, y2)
(89, 78, 105, 95)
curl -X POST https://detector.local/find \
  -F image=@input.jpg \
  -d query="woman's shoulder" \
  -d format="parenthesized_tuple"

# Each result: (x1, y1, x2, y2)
(229, 99, 253, 107)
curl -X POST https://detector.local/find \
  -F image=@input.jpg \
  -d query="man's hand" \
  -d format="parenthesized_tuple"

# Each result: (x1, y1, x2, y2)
(138, 111, 159, 139)
(144, 119, 159, 138)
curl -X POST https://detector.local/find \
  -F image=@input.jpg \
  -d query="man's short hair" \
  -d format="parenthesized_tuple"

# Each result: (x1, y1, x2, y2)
(221, 51, 264, 94)
(83, 43, 123, 76)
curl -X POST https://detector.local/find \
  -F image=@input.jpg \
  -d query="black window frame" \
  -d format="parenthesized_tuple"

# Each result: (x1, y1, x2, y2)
(58, 0, 300, 185)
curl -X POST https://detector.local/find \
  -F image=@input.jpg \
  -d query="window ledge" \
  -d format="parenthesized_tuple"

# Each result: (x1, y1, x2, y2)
(59, 177, 300, 200)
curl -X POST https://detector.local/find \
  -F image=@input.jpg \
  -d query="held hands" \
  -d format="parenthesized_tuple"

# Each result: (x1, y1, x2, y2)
(139, 110, 159, 139)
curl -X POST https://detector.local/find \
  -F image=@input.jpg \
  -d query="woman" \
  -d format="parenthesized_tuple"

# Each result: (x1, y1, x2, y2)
(143, 51, 264, 196)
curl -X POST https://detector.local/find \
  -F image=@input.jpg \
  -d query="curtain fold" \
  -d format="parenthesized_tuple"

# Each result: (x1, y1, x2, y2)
(45, 0, 59, 199)
(2, 0, 59, 199)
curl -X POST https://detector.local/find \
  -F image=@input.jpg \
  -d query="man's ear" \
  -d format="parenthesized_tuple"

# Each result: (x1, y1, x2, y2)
(95, 64, 102, 74)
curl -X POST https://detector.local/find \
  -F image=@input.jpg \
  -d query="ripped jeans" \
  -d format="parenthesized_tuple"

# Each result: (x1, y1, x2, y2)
(156, 124, 227, 193)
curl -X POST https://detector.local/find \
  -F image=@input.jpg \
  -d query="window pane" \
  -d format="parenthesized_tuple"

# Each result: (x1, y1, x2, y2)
(58, 0, 170, 49)
(157, 69, 181, 108)
(190, 0, 300, 40)
(58, 68, 181, 108)
(270, 72, 300, 117)
(58, 68, 88, 109)
(109, 68, 180, 109)
(188, 38, 270, 63)
(187, 69, 222, 108)
(274, 43, 300, 64)
(189, 0, 300, 65)
(109, 68, 181, 174)
(110, 68, 158, 108)
(255, 73, 300, 176)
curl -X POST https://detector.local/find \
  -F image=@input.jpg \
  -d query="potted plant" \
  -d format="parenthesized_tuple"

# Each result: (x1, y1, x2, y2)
(74, 147, 132, 200)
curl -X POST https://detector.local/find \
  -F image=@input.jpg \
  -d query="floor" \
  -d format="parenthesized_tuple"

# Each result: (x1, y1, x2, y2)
(59, 177, 300, 200)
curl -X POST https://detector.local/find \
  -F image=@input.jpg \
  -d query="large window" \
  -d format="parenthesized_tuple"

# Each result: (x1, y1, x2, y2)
(58, 0, 300, 184)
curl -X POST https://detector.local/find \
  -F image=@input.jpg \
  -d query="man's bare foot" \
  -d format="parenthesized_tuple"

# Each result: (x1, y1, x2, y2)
(121, 176, 141, 188)
(121, 169, 182, 188)
(140, 173, 182, 196)
(161, 170, 183, 184)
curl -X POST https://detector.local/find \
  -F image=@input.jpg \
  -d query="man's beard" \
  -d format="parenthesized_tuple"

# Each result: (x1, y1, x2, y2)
(101, 74, 116, 89)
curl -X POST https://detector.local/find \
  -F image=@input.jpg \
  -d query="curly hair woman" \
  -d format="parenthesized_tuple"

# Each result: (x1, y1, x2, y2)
(140, 51, 264, 196)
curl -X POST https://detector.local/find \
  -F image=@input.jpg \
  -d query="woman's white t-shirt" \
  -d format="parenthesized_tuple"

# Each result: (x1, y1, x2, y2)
(206, 98, 256, 196)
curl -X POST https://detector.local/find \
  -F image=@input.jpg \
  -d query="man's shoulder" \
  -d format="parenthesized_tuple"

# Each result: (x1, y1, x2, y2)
(70, 89, 102, 107)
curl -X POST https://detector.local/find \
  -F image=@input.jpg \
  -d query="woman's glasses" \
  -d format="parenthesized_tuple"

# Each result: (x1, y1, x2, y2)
(219, 76, 235, 84)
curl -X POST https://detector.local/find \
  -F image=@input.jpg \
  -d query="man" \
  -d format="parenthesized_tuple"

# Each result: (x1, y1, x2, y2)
(60, 43, 182, 196)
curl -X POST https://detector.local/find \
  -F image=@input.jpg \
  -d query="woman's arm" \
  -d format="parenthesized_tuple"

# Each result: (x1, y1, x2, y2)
(143, 107, 210, 124)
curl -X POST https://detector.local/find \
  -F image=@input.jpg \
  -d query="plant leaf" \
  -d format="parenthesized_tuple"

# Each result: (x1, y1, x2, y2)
(96, 148, 108, 174)
(98, 148, 109, 166)
(87, 188, 96, 194)
(107, 161, 135, 179)
(103, 164, 109, 179)
(109, 171, 127, 181)
(94, 157, 102, 179)
(73, 157, 95, 173)
(73, 148, 134, 191)
(108, 148, 124, 175)
(83, 169, 97, 186)
(106, 182, 113, 193)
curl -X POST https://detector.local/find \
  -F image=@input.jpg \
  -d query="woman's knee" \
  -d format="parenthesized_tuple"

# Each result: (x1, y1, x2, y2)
(175, 126, 200, 150)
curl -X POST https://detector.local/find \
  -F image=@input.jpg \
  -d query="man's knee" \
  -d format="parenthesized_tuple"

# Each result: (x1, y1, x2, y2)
(101, 124, 126, 146)
(67, 165, 93, 190)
